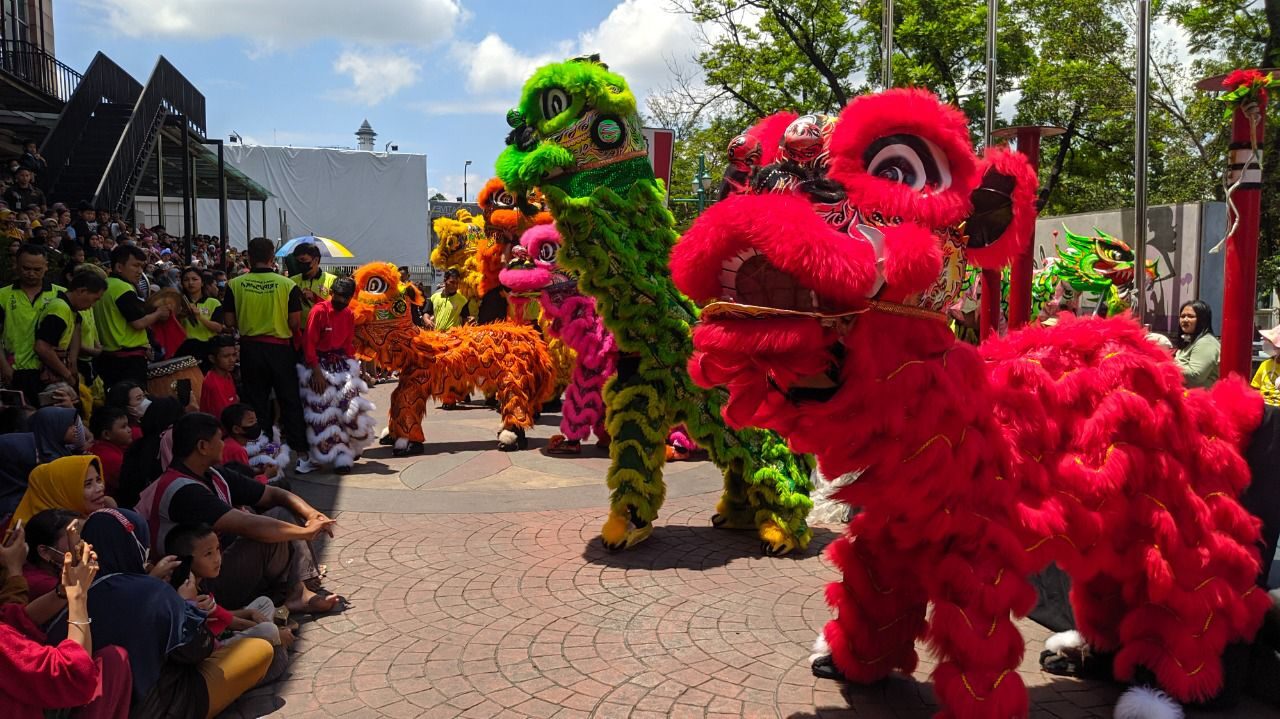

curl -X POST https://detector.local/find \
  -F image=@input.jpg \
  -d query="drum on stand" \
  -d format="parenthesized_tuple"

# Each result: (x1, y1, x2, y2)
(147, 356, 204, 407)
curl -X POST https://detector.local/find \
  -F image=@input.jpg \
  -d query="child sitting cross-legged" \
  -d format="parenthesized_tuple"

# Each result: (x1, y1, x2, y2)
(165, 523, 295, 684)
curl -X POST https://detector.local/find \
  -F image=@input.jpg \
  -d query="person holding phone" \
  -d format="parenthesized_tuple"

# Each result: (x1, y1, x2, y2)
(1, 524, 136, 719)
(47, 508, 273, 719)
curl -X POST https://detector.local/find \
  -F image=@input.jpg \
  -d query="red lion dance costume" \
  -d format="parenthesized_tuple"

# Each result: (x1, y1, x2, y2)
(671, 89, 1271, 718)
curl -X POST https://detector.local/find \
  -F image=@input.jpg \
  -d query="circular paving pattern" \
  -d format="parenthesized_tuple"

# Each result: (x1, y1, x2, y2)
(219, 494, 1246, 718)
(221, 384, 1278, 718)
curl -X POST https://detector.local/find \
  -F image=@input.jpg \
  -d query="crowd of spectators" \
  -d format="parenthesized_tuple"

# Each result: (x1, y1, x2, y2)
(0, 143, 352, 717)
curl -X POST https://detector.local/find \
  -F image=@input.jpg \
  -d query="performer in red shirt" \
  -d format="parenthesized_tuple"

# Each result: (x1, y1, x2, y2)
(200, 336, 240, 420)
(296, 278, 375, 474)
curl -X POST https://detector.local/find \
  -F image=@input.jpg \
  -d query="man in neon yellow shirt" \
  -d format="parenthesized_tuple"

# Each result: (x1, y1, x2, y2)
(426, 268, 470, 332)
(0, 244, 62, 405)
(291, 242, 336, 325)
(35, 270, 107, 389)
(94, 244, 170, 389)
(224, 237, 314, 474)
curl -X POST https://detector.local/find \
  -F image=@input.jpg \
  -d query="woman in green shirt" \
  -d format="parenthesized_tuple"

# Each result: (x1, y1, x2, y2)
(176, 266, 225, 363)
(1174, 300, 1221, 389)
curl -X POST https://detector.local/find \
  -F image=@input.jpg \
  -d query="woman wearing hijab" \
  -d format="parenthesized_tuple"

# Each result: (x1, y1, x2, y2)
(30, 405, 88, 463)
(1174, 300, 1221, 388)
(12, 456, 114, 525)
(0, 524, 132, 719)
(0, 406, 88, 516)
(46, 508, 273, 719)
(116, 397, 184, 508)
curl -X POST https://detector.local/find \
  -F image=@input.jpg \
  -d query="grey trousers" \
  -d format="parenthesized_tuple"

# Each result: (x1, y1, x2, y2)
(206, 507, 319, 609)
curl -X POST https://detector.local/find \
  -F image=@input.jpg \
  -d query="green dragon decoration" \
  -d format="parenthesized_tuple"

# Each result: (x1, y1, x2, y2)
(960, 224, 1159, 328)
(496, 56, 814, 554)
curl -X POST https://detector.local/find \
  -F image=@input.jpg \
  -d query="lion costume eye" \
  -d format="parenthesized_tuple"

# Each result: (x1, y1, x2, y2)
(863, 134, 952, 193)
(540, 87, 571, 121)
(365, 276, 388, 294)
(496, 191, 516, 208)
(537, 242, 558, 263)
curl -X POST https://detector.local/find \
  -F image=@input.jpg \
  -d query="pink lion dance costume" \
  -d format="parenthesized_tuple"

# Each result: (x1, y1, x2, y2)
(500, 224, 615, 452)
(671, 89, 1270, 718)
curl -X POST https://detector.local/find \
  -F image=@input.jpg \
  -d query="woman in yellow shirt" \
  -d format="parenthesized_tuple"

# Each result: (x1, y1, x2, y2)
(1252, 325, 1280, 406)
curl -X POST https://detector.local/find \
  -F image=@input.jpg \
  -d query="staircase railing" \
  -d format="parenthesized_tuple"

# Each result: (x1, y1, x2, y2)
(37, 52, 141, 196)
(95, 57, 207, 214)
(0, 38, 82, 103)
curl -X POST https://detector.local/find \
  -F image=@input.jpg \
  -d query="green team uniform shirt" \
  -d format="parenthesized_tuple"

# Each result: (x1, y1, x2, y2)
(292, 271, 336, 323)
(35, 293, 81, 353)
(428, 291, 470, 332)
(93, 276, 149, 352)
(0, 280, 64, 369)
(183, 296, 223, 342)
(225, 269, 302, 339)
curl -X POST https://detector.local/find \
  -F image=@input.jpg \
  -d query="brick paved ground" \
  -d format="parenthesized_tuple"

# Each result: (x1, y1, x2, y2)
(222, 384, 1280, 718)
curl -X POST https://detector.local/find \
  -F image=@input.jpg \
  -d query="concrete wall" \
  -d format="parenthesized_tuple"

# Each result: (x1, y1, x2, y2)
(1033, 202, 1226, 335)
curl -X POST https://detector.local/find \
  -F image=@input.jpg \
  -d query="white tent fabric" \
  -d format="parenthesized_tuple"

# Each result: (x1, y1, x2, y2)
(190, 145, 429, 266)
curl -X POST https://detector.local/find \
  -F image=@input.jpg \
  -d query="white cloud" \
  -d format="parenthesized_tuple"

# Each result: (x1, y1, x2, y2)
(91, 0, 462, 48)
(452, 0, 702, 102)
(331, 51, 422, 105)
(452, 34, 570, 94)
(578, 0, 701, 98)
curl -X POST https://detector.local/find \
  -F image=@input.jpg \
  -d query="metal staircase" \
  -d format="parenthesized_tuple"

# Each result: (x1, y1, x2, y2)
(37, 54, 205, 214)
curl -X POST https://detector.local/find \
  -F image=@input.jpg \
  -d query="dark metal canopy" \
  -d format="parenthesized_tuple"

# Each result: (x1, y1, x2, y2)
(132, 125, 270, 201)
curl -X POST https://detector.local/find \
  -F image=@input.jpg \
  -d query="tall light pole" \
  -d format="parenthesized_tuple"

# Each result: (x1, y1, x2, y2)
(881, 0, 895, 88)
(463, 160, 473, 202)
(1133, 0, 1151, 327)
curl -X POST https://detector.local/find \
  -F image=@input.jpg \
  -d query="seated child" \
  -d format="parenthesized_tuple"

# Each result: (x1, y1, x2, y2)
(165, 523, 293, 682)
(200, 336, 240, 420)
(89, 407, 133, 498)
(220, 403, 275, 484)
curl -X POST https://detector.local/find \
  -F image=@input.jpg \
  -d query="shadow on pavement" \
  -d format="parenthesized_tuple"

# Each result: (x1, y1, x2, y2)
(581, 523, 839, 570)
(784, 669, 1124, 718)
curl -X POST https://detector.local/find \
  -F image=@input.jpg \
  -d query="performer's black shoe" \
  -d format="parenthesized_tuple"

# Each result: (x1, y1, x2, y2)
(334, 466, 352, 475)
(811, 655, 841, 680)
(407, 441, 425, 455)
(440, 403, 460, 411)
(379, 435, 395, 446)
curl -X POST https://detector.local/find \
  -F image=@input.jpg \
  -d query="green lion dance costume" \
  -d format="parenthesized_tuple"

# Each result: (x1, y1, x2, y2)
(496, 56, 814, 554)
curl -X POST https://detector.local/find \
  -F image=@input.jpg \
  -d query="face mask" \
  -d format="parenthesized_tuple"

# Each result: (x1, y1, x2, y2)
(1265, 339, 1278, 358)
(129, 396, 152, 418)
(216, 280, 227, 288)
(241, 424, 263, 440)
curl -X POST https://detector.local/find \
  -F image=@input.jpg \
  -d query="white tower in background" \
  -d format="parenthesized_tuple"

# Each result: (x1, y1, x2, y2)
(355, 119, 377, 151)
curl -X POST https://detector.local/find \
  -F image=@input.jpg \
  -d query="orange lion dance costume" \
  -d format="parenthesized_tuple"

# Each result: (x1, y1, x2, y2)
(351, 263, 555, 452)
(671, 89, 1271, 718)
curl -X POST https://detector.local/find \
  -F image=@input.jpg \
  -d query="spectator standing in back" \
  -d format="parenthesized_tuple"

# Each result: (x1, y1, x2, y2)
(0, 244, 62, 405)
(2, 169, 45, 213)
(93, 245, 169, 389)
(18, 139, 47, 176)
(223, 238, 314, 474)
(425, 268, 469, 331)
(290, 243, 335, 325)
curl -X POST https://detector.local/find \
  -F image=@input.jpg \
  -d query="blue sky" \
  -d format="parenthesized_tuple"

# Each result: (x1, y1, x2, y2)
(52, 0, 703, 201)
